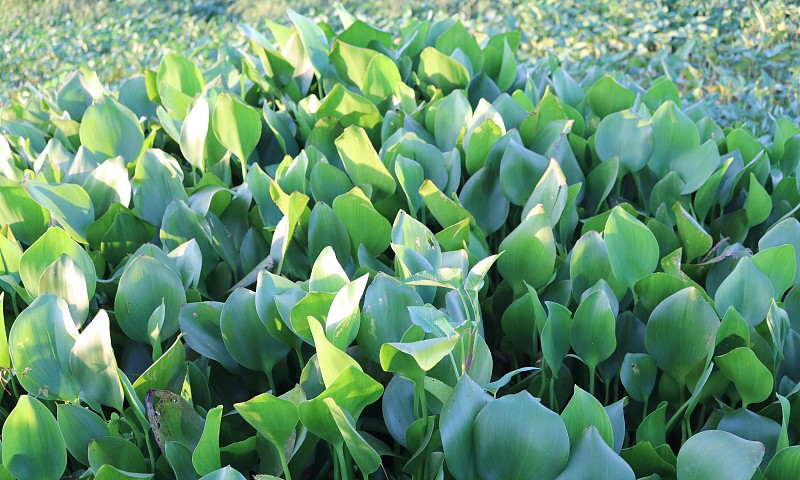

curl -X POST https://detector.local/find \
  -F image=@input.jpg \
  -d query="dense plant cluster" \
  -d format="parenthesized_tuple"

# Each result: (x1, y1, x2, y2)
(0, 8, 799, 480)
(2, 0, 799, 134)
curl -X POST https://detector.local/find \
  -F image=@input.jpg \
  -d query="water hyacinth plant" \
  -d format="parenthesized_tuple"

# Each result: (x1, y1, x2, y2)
(0, 7, 799, 480)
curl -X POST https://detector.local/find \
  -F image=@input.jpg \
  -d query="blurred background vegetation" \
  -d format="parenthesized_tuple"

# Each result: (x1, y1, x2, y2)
(1, 0, 798, 134)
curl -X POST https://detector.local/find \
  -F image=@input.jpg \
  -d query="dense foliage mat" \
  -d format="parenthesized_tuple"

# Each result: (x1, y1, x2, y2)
(1, 8, 800, 480)
(2, 0, 799, 134)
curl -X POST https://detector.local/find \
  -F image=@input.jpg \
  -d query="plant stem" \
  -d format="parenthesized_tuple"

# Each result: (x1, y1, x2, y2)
(295, 347, 305, 371)
(420, 383, 429, 426)
(589, 366, 596, 397)
(332, 446, 340, 480)
(144, 429, 156, 473)
(537, 368, 548, 399)
(449, 353, 460, 378)
(667, 388, 688, 438)
(278, 446, 292, 480)
(335, 444, 349, 480)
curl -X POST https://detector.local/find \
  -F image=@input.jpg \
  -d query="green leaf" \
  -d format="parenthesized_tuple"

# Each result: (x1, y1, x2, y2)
(648, 101, 700, 177)
(715, 256, 774, 326)
(330, 40, 380, 91)
(270, 191, 309, 275)
(645, 287, 719, 387)
(212, 92, 261, 163)
(9, 294, 79, 400)
(178, 302, 238, 372)
(605, 206, 660, 289)
(115, 255, 186, 344)
(745, 173, 772, 225)
(433, 91, 471, 151)
(465, 120, 504, 175)
(357, 274, 422, 362)
(473, 392, 569, 480)
(440, 375, 492, 480)
(541, 302, 572, 376)
(199, 466, 248, 480)
(765, 446, 800, 480)
(499, 141, 549, 205)
(235, 393, 299, 450)
(571, 289, 616, 372)
(570, 231, 613, 298)
(418, 47, 470, 95)
(0, 186, 49, 244)
(57, 403, 110, 466)
(363, 54, 405, 108)
(24, 180, 95, 243)
(332, 187, 391, 256)
(309, 245, 349, 293)
(57, 68, 106, 121)
(325, 397, 382, 475)
(38, 253, 89, 327)
(643, 76, 681, 109)
(381, 335, 459, 381)
(287, 8, 330, 76)
(88, 436, 147, 474)
(309, 319, 362, 388)
(132, 149, 188, 226)
(676, 430, 764, 480)
(326, 273, 368, 348)
(317, 85, 382, 138)
(83, 156, 131, 217)
(524, 158, 568, 226)
(670, 140, 720, 194)
(585, 155, 619, 215)
(180, 95, 211, 171)
(192, 406, 223, 476)
(555, 426, 635, 480)
(619, 353, 657, 403)
(132, 336, 186, 400)
(419, 179, 473, 228)
(759, 218, 800, 286)
(395, 156, 426, 217)
(620, 441, 675, 479)
(673, 203, 712, 263)
(335, 125, 395, 196)
(308, 203, 351, 267)
(221, 287, 289, 375)
(752, 245, 796, 298)
(146, 389, 205, 450)
(19, 226, 96, 301)
(70, 310, 124, 411)
(461, 165, 509, 235)
(498, 204, 556, 292)
(436, 21, 484, 73)
(561, 385, 614, 448)
(716, 347, 773, 408)
(594, 110, 653, 173)
(94, 466, 154, 480)
(587, 75, 634, 118)
(2, 395, 67, 480)
(156, 52, 204, 120)
(80, 95, 144, 163)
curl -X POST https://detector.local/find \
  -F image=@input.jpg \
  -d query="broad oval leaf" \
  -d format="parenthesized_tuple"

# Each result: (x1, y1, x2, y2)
(115, 255, 186, 345)
(2, 395, 67, 480)
(645, 287, 719, 387)
(676, 430, 764, 480)
(605, 206, 659, 289)
(9, 293, 79, 400)
(473, 392, 570, 480)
